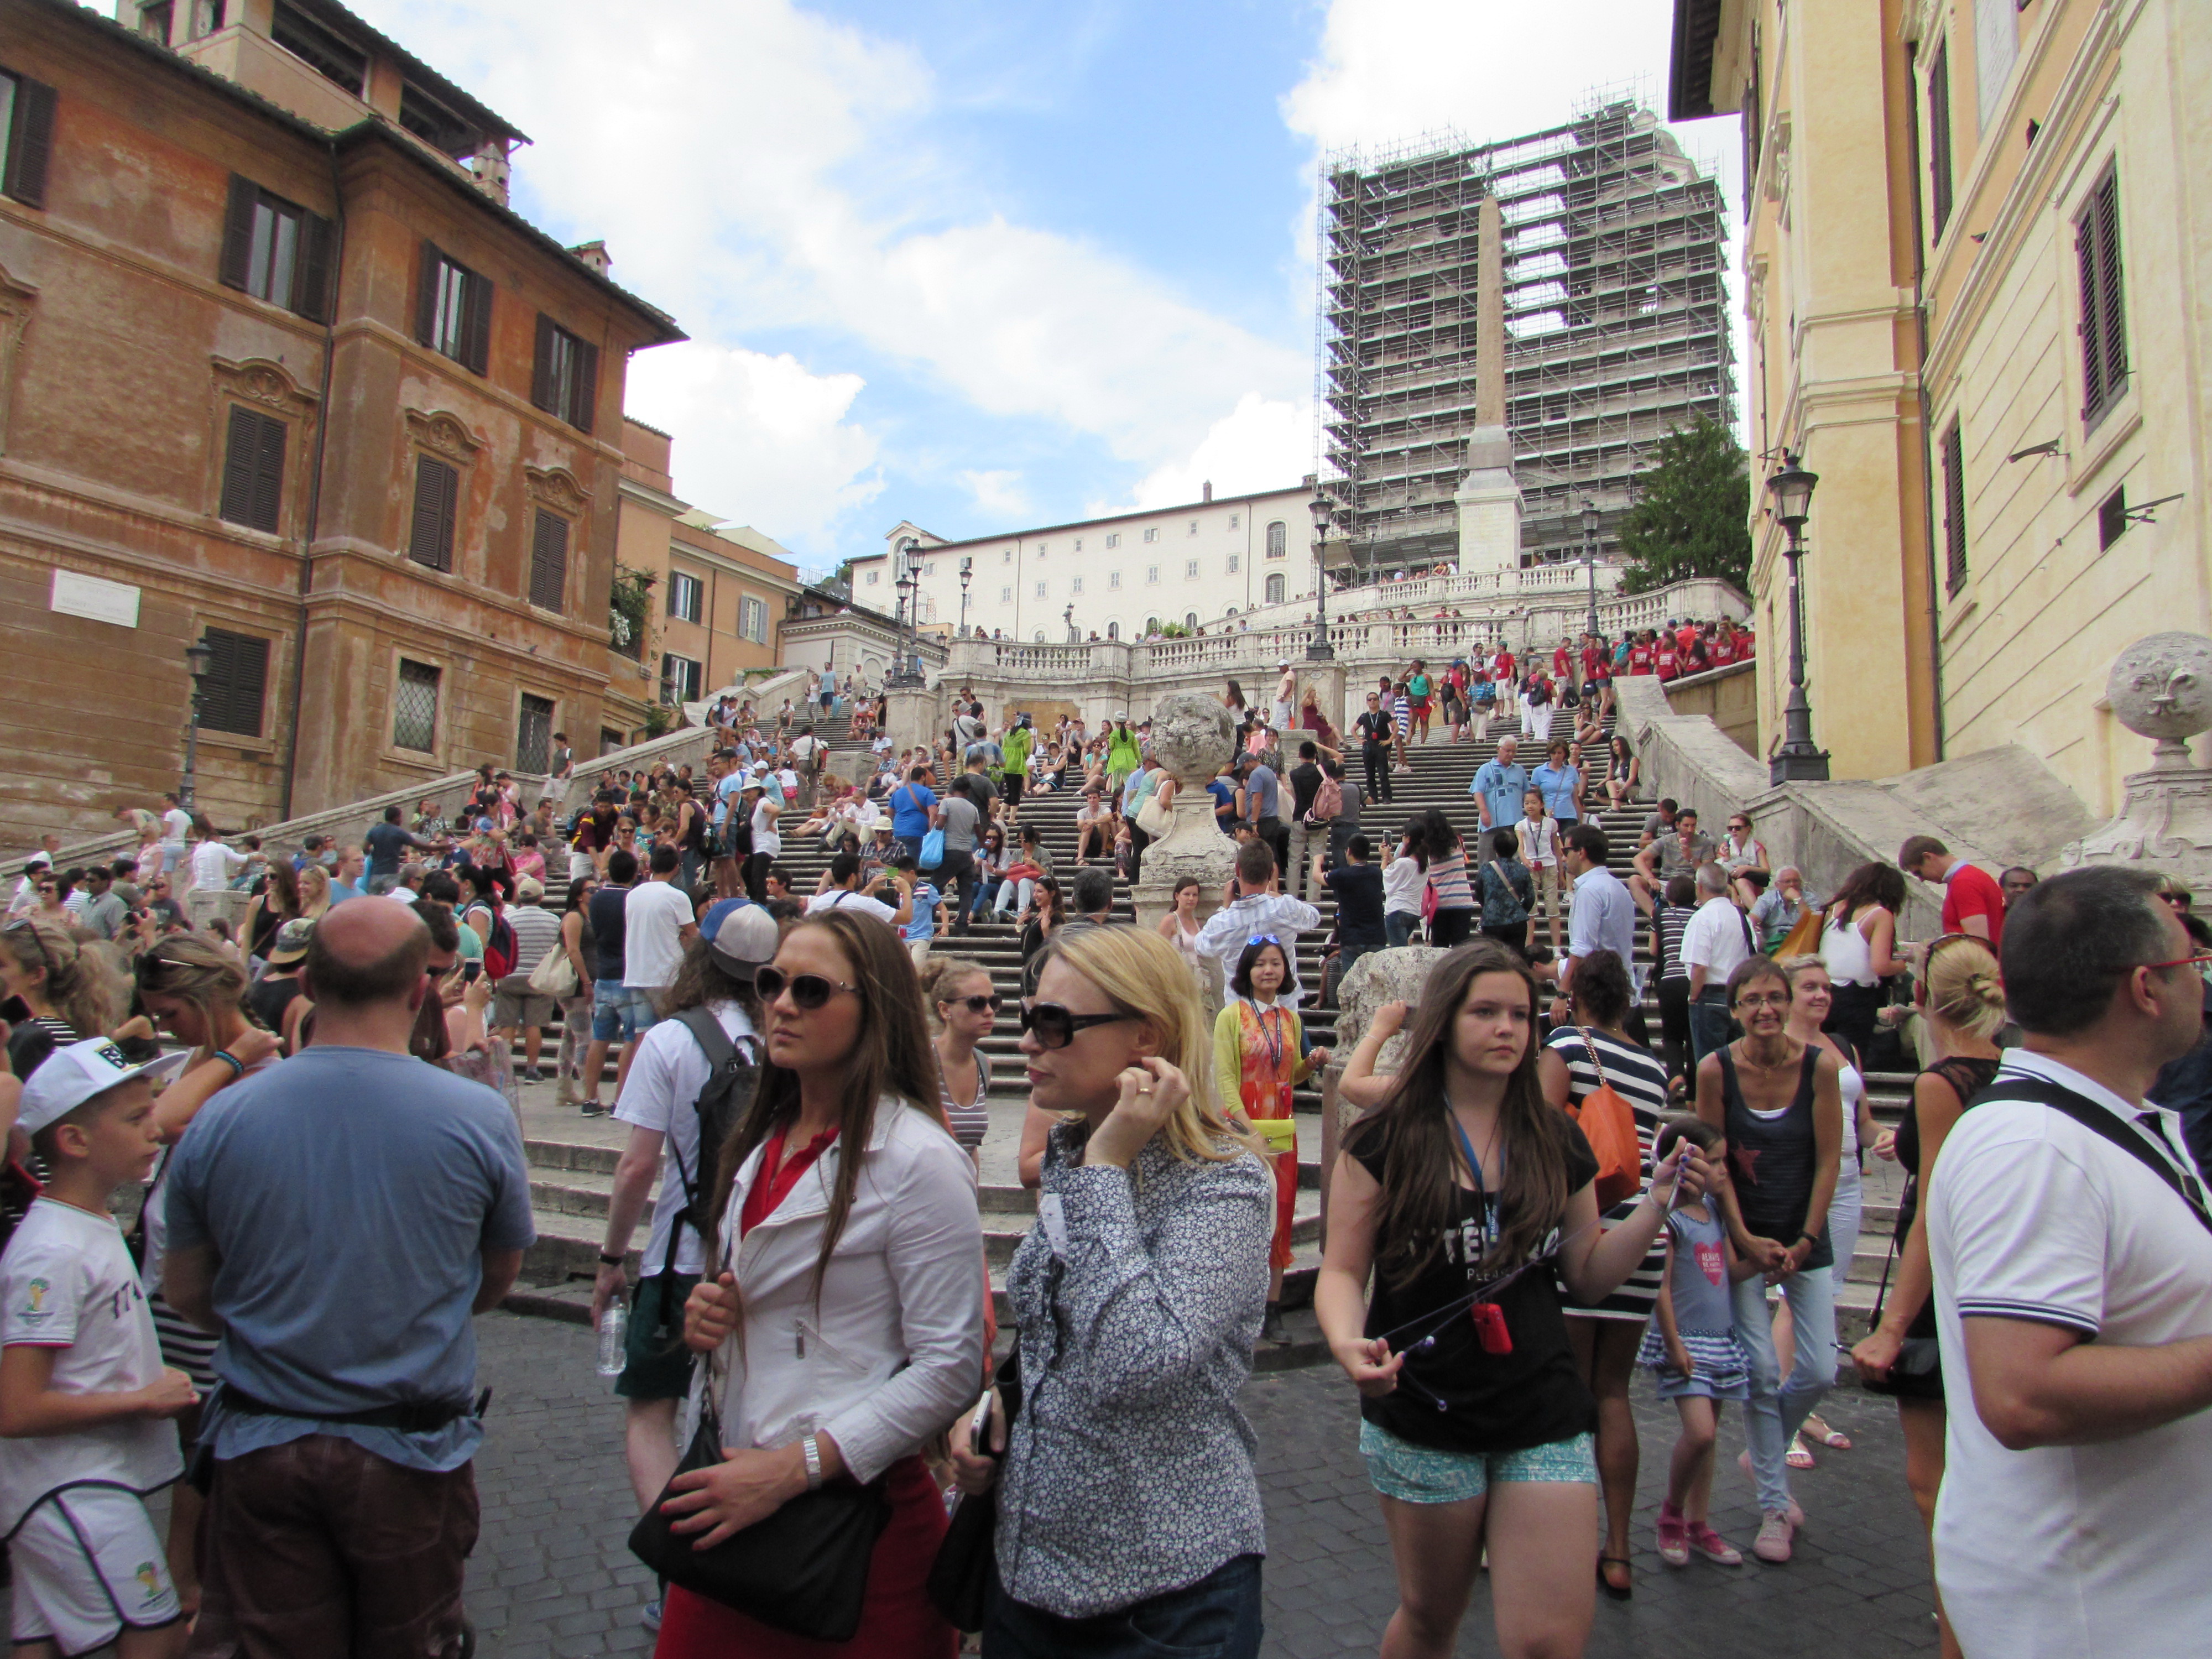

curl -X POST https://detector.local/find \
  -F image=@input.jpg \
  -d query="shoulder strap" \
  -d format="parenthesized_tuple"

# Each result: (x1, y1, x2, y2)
(1575, 1026, 1611, 1092)
(1984, 1076, 2212, 1238)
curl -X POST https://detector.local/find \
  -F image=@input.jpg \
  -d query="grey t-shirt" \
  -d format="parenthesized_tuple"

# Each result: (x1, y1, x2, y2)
(1654, 831, 1718, 880)
(1245, 766, 1281, 821)
(942, 794, 983, 853)
(962, 772, 999, 816)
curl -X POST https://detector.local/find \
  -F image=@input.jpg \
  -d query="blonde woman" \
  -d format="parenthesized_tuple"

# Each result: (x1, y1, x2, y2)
(296, 862, 332, 922)
(951, 927, 1274, 1657)
(922, 954, 996, 1162)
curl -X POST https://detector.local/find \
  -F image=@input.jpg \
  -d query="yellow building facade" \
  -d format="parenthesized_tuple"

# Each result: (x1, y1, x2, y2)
(1672, 0, 2205, 814)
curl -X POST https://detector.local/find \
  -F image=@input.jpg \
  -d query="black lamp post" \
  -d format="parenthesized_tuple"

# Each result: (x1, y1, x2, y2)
(958, 555, 973, 637)
(1766, 452, 1830, 784)
(888, 537, 924, 687)
(1306, 491, 1335, 661)
(181, 636, 213, 810)
(1580, 498, 1600, 641)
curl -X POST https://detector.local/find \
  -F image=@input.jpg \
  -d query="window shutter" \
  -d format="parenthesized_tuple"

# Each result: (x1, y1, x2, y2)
(251, 411, 286, 532)
(4, 75, 56, 208)
(218, 405, 260, 524)
(409, 455, 457, 571)
(2078, 170, 2128, 428)
(530, 314, 555, 411)
(1927, 43, 1954, 243)
(571, 338, 598, 433)
(414, 240, 441, 345)
(461, 270, 493, 375)
(200, 628, 268, 737)
(1940, 422, 1968, 594)
(529, 510, 568, 612)
(219, 173, 258, 289)
(294, 209, 335, 322)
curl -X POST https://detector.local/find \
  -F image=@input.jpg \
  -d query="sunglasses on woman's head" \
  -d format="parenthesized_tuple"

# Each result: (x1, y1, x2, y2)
(754, 965, 859, 1009)
(1019, 1002, 1135, 1050)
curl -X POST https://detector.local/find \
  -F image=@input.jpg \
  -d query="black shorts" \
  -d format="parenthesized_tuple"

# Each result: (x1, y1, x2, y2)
(1001, 774, 1024, 806)
(615, 1272, 700, 1402)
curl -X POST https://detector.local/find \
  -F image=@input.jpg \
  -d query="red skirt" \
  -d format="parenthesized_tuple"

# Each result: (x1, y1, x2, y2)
(654, 1455, 954, 1659)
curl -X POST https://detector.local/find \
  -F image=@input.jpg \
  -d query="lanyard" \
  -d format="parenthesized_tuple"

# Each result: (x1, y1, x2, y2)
(1448, 1113, 1500, 1251)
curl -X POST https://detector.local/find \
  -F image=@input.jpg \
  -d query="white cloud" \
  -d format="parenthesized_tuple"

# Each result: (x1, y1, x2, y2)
(957, 469, 1030, 520)
(1128, 394, 1313, 509)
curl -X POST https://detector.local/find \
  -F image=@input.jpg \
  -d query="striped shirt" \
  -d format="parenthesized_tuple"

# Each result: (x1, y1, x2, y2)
(1545, 1025, 1672, 1320)
(940, 1050, 992, 1153)
(1425, 851, 1477, 913)
(503, 904, 564, 978)
(1656, 905, 1695, 983)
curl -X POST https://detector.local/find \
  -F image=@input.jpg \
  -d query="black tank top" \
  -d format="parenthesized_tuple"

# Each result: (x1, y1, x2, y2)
(1718, 1044, 1834, 1269)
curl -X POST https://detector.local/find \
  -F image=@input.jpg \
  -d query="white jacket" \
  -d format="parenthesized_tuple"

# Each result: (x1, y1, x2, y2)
(710, 1097, 986, 1484)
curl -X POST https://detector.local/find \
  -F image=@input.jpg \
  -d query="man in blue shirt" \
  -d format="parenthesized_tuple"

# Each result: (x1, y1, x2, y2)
(1556, 822, 1638, 1020)
(1241, 756, 1286, 872)
(1469, 735, 1530, 865)
(888, 765, 938, 858)
(164, 899, 533, 1656)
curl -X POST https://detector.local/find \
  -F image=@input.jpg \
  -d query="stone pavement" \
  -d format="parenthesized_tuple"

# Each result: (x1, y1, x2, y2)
(463, 1311, 1939, 1658)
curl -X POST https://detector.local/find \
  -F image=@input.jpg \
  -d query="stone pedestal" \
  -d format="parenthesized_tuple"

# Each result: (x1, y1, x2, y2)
(1318, 946, 1448, 1229)
(884, 686, 942, 759)
(1454, 426, 1523, 578)
(1131, 693, 1240, 954)
(1292, 661, 1349, 747)
(2059, 632, 2212, 889)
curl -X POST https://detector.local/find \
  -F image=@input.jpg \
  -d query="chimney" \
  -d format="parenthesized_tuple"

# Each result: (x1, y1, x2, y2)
(470, 139, 511, 206)
(1202, 481, 1213, 503)
(569, 241, 613, 275)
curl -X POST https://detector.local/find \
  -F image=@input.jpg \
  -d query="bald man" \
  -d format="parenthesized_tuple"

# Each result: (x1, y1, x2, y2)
(163, 898, 534, 1656)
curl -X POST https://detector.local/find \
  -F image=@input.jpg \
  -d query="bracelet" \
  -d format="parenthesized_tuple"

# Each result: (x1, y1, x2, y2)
(598, 1251, 625, 1267)
(1797, 1232, 1819, 1247)
(800, 1432, 825, 1491)
(209, 1050, 244, 1079)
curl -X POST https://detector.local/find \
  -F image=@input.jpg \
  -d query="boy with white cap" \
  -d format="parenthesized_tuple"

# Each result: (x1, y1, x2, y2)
(0, 1040, 197, 1658)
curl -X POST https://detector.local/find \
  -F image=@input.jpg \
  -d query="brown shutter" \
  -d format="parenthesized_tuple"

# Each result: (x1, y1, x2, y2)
(218, 174, 258, 289)
(529, 510, 568, 612)
(414, 240, 441, 345)
(218, 405, 260, 523)
(409, 455, 458, 571)
(1927, 44, 1953, 242)
(571, 338, 599, 433)
(295, 209, 335, 322)
(530, 313, 556, 411)
(200, 628, 269, 737)
(251, 411, 286, 532)
(2093, 173, 2127, 405)
(461, 269, 493, 375)
(4, 75, 55, 208)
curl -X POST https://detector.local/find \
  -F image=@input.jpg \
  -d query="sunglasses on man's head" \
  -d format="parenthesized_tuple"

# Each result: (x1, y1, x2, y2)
(1019, 1002, 1135, 1050)
(754, 966, 858, 1010)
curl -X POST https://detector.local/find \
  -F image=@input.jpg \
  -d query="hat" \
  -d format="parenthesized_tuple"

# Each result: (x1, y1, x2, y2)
(19, 1040, 190, 1138)
(705, 903, 778, 982)
(265, 916, 315, 967)
(516, 876, 544, 904)
(23, 853, 51, 870)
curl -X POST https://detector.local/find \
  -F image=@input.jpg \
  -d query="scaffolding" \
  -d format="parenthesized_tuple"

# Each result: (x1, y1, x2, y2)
(1317, 100, 1735, 575)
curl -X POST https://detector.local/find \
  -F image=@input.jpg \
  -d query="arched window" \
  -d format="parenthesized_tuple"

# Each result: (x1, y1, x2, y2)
(1033, 630, 1045, 642)
(1265, 573, 1285, 604)
(1107, 621, 1120, 640)
(1225, 607, 1238, 617)
(1265, 520, 1287, 560)
(1145, 616, 1159, 636)
(1185, 611, 1198, 631)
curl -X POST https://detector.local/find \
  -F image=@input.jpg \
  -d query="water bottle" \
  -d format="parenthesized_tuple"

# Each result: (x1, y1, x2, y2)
(596, 1303, 628, 1378)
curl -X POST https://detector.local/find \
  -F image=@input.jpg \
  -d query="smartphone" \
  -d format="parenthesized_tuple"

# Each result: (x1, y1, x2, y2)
(969, 1390, 997, 1458)
(462, 959, 483, 983)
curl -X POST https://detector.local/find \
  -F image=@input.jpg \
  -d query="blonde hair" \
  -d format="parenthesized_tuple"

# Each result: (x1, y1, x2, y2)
(0, 919, 119, 1039)
(1776, 953, 1827, 982)
(917, 954, 991, 1030)
(1922, 935, 2007, 1040)
(1046, 926, 1262, 1165)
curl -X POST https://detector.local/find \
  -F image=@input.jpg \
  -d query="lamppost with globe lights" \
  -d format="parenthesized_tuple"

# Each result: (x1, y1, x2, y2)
(888, 537, 924, 687)
(1579, 498, 1600, 642)
(1306, 490, 1336, 661)
(958, 555, 973, 637)
(1766, 452, 1829, 784)
(180, 636, 213, 810)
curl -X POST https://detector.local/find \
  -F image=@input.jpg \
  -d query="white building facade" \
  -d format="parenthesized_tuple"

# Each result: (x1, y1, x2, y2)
(850, 486, 1322, 643)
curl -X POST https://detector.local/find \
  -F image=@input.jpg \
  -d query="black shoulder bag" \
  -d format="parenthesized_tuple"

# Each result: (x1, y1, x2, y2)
(925, 1348, 1023, 1632)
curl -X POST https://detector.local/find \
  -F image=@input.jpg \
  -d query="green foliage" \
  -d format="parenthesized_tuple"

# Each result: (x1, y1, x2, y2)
(609, 564, 654, 655)
(641, 703, 674, 740)
(1616, 416, 1752, 595)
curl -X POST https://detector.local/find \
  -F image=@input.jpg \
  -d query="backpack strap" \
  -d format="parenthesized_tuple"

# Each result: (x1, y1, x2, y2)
(658, 1008, 750, 1280)
(1980, 1075, 2212, 1239)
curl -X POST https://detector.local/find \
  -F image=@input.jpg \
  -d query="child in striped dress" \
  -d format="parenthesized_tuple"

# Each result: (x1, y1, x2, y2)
(1637, 1115, 1757, 1569)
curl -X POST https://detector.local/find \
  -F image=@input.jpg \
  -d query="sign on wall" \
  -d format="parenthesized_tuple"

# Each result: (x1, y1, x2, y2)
(49, 570, 141, 628)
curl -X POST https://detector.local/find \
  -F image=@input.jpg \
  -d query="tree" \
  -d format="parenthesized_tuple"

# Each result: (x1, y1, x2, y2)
(1616, 415, 1752, 594)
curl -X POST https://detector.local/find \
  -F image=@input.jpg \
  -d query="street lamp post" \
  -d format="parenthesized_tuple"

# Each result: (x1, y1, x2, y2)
(180, 637, 213, 811)
(888, 537, 924, 688)
(1306, 492, 1336, 661)
(1580, 498, 1600, 642)
(1766, 452, 1830, 784)
(958, 555, 973, 637)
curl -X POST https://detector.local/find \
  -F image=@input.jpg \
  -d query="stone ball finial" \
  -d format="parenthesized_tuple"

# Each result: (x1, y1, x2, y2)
(2108, 632, 2212, 761)
(1147, 691, 1236, 789)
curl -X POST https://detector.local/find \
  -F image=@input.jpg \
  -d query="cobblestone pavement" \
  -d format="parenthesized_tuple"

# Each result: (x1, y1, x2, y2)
(466, 1311, 1939, 1658)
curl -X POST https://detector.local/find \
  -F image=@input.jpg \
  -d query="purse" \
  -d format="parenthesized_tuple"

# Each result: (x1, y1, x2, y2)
(1857, 1219, 1944, 1401)
(1136, 792, 1172, 838)
(1569, 1029, 1644, 1211)
(925, 1350, 1023, 1632)
(526, 937, 578, 999)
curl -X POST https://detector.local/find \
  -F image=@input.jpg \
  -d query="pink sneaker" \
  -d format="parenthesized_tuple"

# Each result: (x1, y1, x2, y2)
(1752, 1510, 1795, 1564)
(1687, 1522, 1743, 1566)
(1655, 1504, 1689, 1568)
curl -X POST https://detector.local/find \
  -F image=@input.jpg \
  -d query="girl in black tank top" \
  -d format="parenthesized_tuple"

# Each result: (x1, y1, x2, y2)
(1718, 1045, 1835, 1270)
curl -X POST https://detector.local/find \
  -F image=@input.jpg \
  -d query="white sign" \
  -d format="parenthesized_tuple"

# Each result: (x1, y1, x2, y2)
(49, 570, 140, 629)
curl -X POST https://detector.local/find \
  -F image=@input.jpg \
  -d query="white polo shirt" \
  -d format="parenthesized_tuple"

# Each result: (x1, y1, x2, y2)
(1929, 1049, 2212, 1659)
(1678, 895, 1751, 992)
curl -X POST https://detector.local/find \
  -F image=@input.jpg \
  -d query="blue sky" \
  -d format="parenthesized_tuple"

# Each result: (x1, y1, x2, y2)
(333, 0, 1741, 581)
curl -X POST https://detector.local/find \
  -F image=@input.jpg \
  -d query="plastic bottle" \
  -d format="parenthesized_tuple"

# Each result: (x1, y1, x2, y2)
(596, 1303, 628, 1378)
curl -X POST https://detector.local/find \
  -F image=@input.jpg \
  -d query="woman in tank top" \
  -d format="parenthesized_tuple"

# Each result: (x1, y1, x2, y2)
(1155, 876, 1207, 987)
(921, 955, 995, 1159)
(1408, 808, 1478, 949)
(1817, 862, 1911, 1057)
(1849, 935, 2006, 1659)
(1693, 956, 1843, 1567)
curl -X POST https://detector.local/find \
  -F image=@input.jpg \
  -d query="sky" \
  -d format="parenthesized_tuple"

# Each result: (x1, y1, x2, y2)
(326, 0, 1744, 581)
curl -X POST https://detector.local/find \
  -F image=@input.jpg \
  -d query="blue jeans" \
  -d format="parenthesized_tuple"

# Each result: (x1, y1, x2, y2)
(1385, 912, 1420, 948)
(984, 1554, 1261, 1659)
(589, 981, 655, 1043)
(1688, 994, 1734, 1065)
(1732, 1267, 1836, 1514)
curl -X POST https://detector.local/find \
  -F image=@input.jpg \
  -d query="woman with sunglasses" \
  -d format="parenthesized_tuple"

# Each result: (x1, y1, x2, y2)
(669, 911, 985, 1657)
(1215, 935, 1331, 1344)
(951, 926, 1274, 1657)
(923, 954, 996, 1163)
(1315, 940, 1689, 1659)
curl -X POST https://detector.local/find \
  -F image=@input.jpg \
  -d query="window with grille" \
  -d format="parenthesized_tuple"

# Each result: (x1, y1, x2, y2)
(529, 511, 568, 613)
(1071, 576, 1083, 594)
(218, 405, 286, 533)
(530, 315, 598, 431)
(1265, 573, 1285, 604)
(1146, 565, 1159, 584)
(1000, 586, 1011, 602)
(408, 455, 457, 571)
(393, 659, 439, 752)
(1003, 549, 1013, 562)
(1109, 571, 1121, 589)
(1228, 514, 1240, 529)
(1185, 559, 1199, 577)
(2076, 168, 2128, 430)
(1185, 612, 1198, 630)
(196, 628, 268, 737)
(660, 653, 702, 706)
(515, 693, 554, 775)
(739, 594, 769, 643)
(1072, 539, 1083, 552)
(414, 243, 491, 374)
(1265, 520, 1287, 559)
(1227, 554, 1240, 573)
(867, 570, 879, 584)
(1105, 534, 1120, 549)
(668, 571, 703, 623)
(1927, 41, 1954, 243)
(1940, 421, 1968, 594)
(1035, 580, 1047, 598)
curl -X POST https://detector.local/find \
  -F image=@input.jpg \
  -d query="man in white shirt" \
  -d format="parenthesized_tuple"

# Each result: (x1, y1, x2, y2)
(622, 846, 697, 1030)
(1927, 867, 2212, 1659)
(805, 851, 915, 928)
(1272, 661, 1297, 732)
(1197, 841, 1321, 1008)
(158, 793, 192, 867)
(1679, 861, 1754, 1063)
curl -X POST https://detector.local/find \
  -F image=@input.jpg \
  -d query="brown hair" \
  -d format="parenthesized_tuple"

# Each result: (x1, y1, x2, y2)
(1, 918, 118, 1039)
(1353, 939, 1582, 1288)
(133, 933, 253, 1037)
(918, 954, 991, 1031)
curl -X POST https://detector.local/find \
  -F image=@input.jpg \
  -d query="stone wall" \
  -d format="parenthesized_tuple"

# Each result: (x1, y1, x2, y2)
(1656, 661, 1757, 755)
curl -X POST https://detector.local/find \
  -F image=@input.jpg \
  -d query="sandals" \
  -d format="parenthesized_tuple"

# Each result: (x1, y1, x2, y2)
(1787, 1435, 1817, 1470)
(1597, 1554, 1633, 1600)
(1801, 1416, 1853, 1451)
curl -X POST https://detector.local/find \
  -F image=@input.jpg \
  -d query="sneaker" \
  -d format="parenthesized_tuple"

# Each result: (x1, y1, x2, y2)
(641, 1598, 663, 1632)
(1687, 1522, 1744, 1566)
(521, 1066, 545, 1084)
(1655, 1504, 1689, 1568)
(579, 1100, 607, 1118)
(1752, 1510, 1794, 1564)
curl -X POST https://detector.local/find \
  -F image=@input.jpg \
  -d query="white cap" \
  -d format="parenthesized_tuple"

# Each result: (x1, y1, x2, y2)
(18, 1041, 191, 1137)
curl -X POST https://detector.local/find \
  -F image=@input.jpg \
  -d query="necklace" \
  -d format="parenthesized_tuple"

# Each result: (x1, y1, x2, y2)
(1739, 1037, 1795, 1072)
(1249, 999, 1287, 1072)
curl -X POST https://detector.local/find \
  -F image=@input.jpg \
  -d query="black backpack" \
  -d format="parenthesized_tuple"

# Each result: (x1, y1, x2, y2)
(659, 1008, 764, 1278)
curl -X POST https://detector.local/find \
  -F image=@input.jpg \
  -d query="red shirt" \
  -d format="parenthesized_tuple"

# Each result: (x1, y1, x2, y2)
(738, 1123, 841, 1237)
(1629, 644, 1652, 675)
(1495, 652, 1515, 680)
(1709, 634, 1739, 666)
(1676, 625, 1698, 654)
(1655, 643, 1678, 681)
(1940, 862, 2007, 951)
(1581, 645, 1610, 682)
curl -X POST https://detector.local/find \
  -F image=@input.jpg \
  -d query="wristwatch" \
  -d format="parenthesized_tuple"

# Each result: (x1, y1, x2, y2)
(800, 1432, 825, 1492)
(598, 1251, 624, 1268)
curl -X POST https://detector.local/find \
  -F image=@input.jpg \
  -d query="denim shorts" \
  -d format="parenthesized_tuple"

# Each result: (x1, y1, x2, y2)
(590, 982, 655, 1043)
(1358, 1421, 1597, 1504)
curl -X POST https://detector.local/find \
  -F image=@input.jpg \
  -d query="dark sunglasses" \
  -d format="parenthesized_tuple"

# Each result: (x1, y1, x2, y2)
(1019, 1002, 1135, 1050)
(755, 966, 858, 1010)
(945, 993, 1000, 1014)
